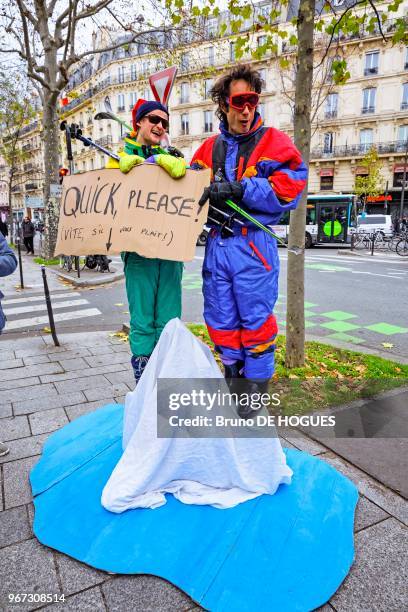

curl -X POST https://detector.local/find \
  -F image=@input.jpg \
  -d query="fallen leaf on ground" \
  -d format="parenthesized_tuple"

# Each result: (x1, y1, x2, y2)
(114, 303, 124, 306)
(42, 327, 51, 333)
(381, 342, 394, 349)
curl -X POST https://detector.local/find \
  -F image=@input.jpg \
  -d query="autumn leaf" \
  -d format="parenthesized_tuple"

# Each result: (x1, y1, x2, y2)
(381, 342, 394, 349)
(42, 327, 51, 333)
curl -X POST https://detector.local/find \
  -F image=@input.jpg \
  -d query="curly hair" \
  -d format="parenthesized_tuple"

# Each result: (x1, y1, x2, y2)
(210, 64, 264, 123)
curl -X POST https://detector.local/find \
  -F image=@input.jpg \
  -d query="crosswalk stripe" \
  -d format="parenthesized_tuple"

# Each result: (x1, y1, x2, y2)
(3, 292, 81, 306)
(4, 299, 89, 316)
(5, 308, 101, 331)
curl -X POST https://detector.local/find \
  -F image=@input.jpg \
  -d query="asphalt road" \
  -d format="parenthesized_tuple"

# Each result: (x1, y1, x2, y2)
(5, 245, 408, 359)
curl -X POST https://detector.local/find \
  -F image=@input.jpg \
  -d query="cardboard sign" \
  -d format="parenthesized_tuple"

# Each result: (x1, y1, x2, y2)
(54, 165, 210, 261)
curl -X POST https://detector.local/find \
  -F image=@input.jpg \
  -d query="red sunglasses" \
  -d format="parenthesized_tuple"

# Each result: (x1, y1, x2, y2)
(226, 91, 260, 111)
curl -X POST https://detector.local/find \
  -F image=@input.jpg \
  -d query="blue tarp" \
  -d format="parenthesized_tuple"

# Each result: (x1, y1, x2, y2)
(31, 404, 358, 611)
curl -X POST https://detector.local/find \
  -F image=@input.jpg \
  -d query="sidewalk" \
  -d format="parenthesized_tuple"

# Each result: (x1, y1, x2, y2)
(0, 330, 407, 611)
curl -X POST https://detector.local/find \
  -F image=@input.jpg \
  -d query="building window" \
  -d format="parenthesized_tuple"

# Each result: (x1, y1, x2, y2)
(259, 68, 266, 87)
(180, 52, 189, 72)
(129, 92, 138, 110)
(364, 51, 379, 76)
(230, 41, 235, 62)
(207, 18, 217, 38)
(401, 83, 408, 110)
(258, 5, 270, 20)
(143, 87, 151, 101)
(405, 47, 408, 70)
(90, 158, 94, 170)
(362, 87, 376, 114)
(117, 94, 125, 112)
(118, 66, 125, 84)
(323, 132, 334, 154)
(398, 125, 408, 146)
(180, 82, 189, 104)
(393, 164, 408, 188)
(257, 35, 267, 47)
(204, 110, 213, 133)
(181, 113, 189, 135)
(141, 61, 149, 75)
(359, 128, 373, 152)
(258, 103, 265, 120)
(320, 171, 334, 191)
(325, 93, 338, 118)
(204, 78, 213, 100)
(130, 64, 137, 81)
(208, 46, 215, 66)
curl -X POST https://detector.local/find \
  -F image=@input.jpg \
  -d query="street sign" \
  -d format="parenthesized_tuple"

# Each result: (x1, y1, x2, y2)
(50, 183, 63, 197)
(25, 195, 43, 208)
(149, 67, 178, 105)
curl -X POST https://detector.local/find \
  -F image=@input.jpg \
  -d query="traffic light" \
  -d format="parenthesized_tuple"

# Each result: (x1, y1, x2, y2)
(59, 168, 69, 184)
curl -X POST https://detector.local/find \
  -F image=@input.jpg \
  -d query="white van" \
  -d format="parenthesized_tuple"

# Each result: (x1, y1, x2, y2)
(356, 214, 393, 236)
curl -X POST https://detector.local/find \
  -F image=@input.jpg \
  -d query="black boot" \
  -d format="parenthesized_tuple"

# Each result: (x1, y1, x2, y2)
(237, 378, 270, 420)
(224, 360, 244, 392)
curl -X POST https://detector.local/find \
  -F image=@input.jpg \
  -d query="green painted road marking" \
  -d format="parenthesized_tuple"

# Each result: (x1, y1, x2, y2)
(304, 310, 319, 318)
(305, 320, 317, 328)
(321, 310, 358, 321)
(306, 263, 350, 272)
(326, 332, 364, 344)
(304, 302, 317, 308)
(364, 322, 408, 335)
(321, 321, 360, 333)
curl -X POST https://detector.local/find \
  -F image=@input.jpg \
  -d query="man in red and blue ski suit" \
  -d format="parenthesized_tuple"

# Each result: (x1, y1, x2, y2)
(191, 65, 307, 391)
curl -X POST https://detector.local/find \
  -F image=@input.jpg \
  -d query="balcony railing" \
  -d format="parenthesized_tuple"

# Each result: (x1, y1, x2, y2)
(361, 106, 375, 114)
(311, 140, 408, 159)
(25, 183, 38, 191)
(117, 106, 125, 112)
(324, 110, 337, 119)
(95, 135, 113, 147)
(364, 67, 378, 76)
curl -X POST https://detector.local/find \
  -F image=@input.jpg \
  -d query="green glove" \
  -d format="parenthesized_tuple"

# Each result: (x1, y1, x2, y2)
(155, 154, 187, 179)
(119, 154, 144, 174)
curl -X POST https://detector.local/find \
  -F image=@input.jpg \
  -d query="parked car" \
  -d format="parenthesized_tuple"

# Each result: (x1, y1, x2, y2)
(356, 214, 393, 236)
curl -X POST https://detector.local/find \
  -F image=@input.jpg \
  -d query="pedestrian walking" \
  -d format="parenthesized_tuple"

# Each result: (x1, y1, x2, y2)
(0, 219, 8, 238)
(0, 230, 18, 456)
(21, 216, 35, 255)
(191, 64, 307, 408)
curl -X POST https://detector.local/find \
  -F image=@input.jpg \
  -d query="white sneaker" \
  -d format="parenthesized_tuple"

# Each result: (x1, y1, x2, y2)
(0, 442, 10, 457)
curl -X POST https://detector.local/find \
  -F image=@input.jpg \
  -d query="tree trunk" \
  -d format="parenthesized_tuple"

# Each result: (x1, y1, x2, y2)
(285, 0, 315, 368)
(42, 92, 61, 259)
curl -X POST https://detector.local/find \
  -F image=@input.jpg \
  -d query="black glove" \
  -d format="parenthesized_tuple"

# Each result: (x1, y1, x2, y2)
(198, 180, 243, 210)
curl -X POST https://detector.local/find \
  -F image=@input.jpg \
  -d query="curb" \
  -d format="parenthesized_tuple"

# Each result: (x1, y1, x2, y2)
(48, 267, 124, 287)
(122, 322, 130, 334)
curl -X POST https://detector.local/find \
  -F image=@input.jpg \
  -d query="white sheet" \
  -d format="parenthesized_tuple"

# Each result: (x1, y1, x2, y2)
(101, 319, 292, 512)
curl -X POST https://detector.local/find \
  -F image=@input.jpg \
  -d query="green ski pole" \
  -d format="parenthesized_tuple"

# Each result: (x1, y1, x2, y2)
(225, 199, 287, 247)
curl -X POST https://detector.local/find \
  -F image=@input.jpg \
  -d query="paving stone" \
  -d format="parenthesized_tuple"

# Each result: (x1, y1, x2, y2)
(0, 475, 3, 512)
(0, 350, 15, 360)
(315, 605, 335, 611)
(0, 416, 30, 442)
(321, 452, 408, 526)
(47, 348, 92, 361)
(55, 552, 108, 595)
(22, 354, 51, 366)
(54, 375, 113, 394)
(0, 538, 61, 611)
(4, 337, 47, 356)
(84, 352, 131, 368)
(0, 433, 48, 465)
(3, 456, 38, 508)
(104, 370, 136, 387)
(0, 383, 58, 404)
(278, 430, 327, 456)
(0, 376, 40, 391)
(354, 496, 390, 532)
(110, 344, 131, 354)
(84, 383, 130, 402)
(65, 401, 110, 422)
(0, 358, 24, 370)
(29, 408, 69, 435)
(40, 363, 125, 384)
(0, 362, 63, 382)
(58, 357, 90, 372)
(0, 505, 31, 548)
(40, 586, 106, 612)
(0, 403, 12, 418)
(102, 575, 195, 612)
(114, 396, 127, 405)
(331, 518, 407, 611)
(13, 392, 86, 416)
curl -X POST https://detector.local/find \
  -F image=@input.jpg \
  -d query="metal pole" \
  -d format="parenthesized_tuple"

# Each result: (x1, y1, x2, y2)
(400, 144, 408, 221)
(384, 180, 388, 213)
(75, 256, 80, 279)
(41, 265, 60, 347)
(371, 232, 375, 256)
(16, 237, 24, 289)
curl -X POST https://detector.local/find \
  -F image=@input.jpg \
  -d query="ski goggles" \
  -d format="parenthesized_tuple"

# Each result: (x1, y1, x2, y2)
(144, 114, 169, 130)
(226, 91, 260, 111)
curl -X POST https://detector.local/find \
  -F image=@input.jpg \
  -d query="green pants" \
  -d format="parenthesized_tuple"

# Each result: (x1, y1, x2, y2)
(124, 252, 183, 357)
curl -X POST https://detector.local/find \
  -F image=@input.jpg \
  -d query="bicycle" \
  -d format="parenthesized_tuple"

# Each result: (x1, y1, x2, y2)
(396, 237, 408, 256)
